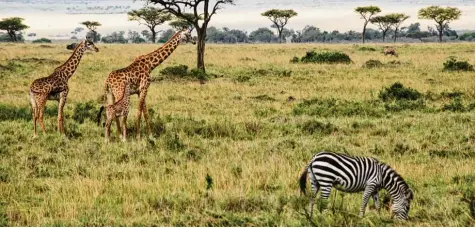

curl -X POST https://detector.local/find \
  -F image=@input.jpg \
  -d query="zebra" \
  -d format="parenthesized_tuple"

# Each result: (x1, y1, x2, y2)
(299, 151, 413, 220)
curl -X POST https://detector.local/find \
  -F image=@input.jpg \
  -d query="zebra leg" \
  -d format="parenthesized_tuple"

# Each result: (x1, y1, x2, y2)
(372, 192, 380, 213)
(360, 185, 376, 217)
(318, 185, 332, 213)
(308, 184, 319, 218)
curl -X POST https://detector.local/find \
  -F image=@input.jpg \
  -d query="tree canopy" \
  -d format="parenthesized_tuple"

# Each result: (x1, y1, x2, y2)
(370, 15, 395, 42)
(80, 21, 101, 41)
(0, 17, 29, 42)
(354, 6, 381, 43)
(261, 9, 297, 43)
(147, 0, 236, 72)
(387, 13, 410, 42)
(418, 6, 461, 42)
(128, 6, 172, 43)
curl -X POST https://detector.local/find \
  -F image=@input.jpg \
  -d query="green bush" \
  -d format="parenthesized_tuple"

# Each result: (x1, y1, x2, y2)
(357, 46, 376, 51)
(300, 120, 336, 135)
(32, 38, 52, 43)
(442, 97, 471, 112)
(378, 82, 421, 101)
(190, 68, 209, 81)
(292, 98, 384, 117)
(290, 56, 300, 63)
(443, 56, 474, 72)
(160, 64, 188, 76)
(362, 59, 384, 68)
(295, 51, 352, 64)
(72, 101, 98, 124)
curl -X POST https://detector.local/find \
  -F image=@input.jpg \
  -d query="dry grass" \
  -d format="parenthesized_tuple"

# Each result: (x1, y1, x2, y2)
(0, 42, 474, 226)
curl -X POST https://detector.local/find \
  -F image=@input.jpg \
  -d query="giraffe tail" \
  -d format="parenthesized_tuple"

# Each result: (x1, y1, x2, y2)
(299, 166, 309, 195)
(96, 106, 105, 126)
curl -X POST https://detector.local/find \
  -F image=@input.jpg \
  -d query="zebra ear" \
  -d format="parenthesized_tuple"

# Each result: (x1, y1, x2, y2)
(406, 189, 414, 200)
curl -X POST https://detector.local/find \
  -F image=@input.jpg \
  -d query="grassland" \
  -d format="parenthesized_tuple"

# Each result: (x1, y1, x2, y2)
(0, 42, 474, 226)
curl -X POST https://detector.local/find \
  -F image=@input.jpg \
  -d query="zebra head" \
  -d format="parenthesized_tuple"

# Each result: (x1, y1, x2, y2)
(391, 188, 414, 220)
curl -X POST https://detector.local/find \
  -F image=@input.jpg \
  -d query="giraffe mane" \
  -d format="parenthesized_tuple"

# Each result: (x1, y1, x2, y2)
(54, 40, 85, 71)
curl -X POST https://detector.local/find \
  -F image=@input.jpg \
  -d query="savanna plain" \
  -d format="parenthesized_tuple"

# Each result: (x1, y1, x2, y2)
(0, 42, 474, 226)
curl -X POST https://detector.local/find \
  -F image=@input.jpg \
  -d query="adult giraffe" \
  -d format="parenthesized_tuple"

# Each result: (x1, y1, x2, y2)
(97, 27, 195, 140)
(29, 38, 99, 137)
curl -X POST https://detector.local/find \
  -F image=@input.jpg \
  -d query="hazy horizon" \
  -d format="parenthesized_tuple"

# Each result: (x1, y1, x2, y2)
(0, 0, 474, 40)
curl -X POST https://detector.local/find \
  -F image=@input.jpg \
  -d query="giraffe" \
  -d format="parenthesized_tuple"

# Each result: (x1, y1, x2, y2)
(29, 39, 99, 137)
(96, 27, 195, 140)
(103, 83, 131, 143)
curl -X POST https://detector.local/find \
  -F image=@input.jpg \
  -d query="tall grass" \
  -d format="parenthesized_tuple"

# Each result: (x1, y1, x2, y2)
(0, 42, 473, 226)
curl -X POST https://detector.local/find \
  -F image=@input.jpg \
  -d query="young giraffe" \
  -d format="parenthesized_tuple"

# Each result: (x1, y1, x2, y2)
(97, 27, 195, 140)
(103, 83, 131, 143)
(29, 39, 99, 137)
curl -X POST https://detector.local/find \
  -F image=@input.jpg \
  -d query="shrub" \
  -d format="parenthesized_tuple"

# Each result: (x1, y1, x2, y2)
(362, 59, 384, 68)
(235, 75, 250, 82)
(190, 68, 209, 81)
(160, 64, 188, 77)
(293, 98, 384, 117)
(357, 46, 376, 51)
(32, 38, 52, 43)
(295, 51, 352, 64)
(442, 97, 470, 112)
(378, 82, 421, 101)
(300, 120, 336, 135)
(290, 56, 300, 63)
(72, 101, 98, 124)
(443, 56, 474, 71)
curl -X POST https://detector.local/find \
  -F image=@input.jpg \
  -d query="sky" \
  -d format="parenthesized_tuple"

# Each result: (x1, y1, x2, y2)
(0, 0, 474, 39)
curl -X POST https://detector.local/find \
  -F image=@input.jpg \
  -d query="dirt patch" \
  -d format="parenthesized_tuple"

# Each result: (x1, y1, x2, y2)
(10, 57, 61, 65)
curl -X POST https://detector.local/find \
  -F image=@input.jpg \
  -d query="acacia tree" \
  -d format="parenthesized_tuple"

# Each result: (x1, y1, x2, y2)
(370, 15, 394, 42)
(0, 17, 29, 42)
(261, 9, 298, 43)
(146, 0, 235, 72)
(418, 6, 461, 42)
(128, 6, 172, 43)
(355, 6, 381, 43)
(168, 13, 197, 30)
(388, 13, 409, 42)
(80, 21, 101, 42)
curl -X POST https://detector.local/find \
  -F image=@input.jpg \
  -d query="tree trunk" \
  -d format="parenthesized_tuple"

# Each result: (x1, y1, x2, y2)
(382, 31, 386, 42)
(394, 28, 398, 43)
(151, 30, 156, 43)
(438, 23, 443, 42)
(362, 21, 368, 44)
(278, 28, 283, 43)
(7, 31, 15, 42)
(196, 28, 206, 72)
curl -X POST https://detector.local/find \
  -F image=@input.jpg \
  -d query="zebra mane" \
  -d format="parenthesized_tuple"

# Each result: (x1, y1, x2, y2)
(379, 162, 410, 191)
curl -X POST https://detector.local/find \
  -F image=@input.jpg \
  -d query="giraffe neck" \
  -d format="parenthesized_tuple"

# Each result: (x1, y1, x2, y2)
(56, 41, 87, 80)
(139, 31, 183, 71)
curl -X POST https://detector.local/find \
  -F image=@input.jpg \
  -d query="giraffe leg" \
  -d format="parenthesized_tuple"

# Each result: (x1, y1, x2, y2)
(115, 117, 121, 138)
(57, 90, 68, 134)
(121, 115, 127, 142)
(29, 92, 38, 138)
(136, 89, 148, 139)
(142, 100, 152, 137)
(36, 96, 48, 134)
(105, 110, 113, 143)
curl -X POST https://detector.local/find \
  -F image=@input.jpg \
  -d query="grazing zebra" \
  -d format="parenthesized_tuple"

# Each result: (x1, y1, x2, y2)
(299, 151, 413, 220)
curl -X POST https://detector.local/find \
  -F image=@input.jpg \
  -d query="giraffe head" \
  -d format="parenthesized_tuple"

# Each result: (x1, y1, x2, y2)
(83, 36, 99, 52)
(178, 27, 196, 45)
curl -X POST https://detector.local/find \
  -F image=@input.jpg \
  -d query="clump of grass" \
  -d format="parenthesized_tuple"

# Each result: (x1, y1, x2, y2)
(234, 75, 250, 82)
(72, 101, 98, 124)
(442, 97, 472, 112)
(362, 59, 384, 68)
(292, 98, 384, 117)
(250, 94, 276, 101)
(293, 51, 352, 64)
(32, 38, 52, 43)
(158, 65, 210, 82)
(300, 120, 336, 135)
(378, 82, 421, 101)
(163, 133, 185, 152)
(443, 56, 474, 71)
(357, 46, 376, 51)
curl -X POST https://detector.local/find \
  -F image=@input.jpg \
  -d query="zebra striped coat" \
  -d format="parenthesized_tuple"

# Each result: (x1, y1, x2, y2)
(299, 151, 413, 219)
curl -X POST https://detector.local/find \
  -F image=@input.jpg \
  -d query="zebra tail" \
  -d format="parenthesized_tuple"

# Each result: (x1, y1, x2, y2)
(96, 106, 105, 126)
(299, 166, 308, 195)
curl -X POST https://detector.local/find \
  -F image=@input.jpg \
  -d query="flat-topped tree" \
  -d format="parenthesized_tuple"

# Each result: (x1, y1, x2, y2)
(0, 17, 29, 42)
(169, 13, 198, 30)
(80, 21, 101, 42)
(128, 6, 172, 43)
(261, 9, 298, 43)
(388, 13, 409, 42)
(418, 6, 461, 42)
(145, 0, 235, 72)
(370, 15, 395, 42)
(355, 6, 381, 43)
